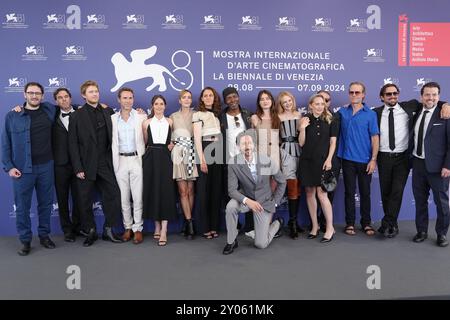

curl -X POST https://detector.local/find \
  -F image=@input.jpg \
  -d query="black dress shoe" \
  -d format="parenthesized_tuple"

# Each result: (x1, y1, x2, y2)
(64, 232, 76, 242)
(387, 227, 399, 238)
(320, 233, 335, 243)
(83, 229, 98, 247)
(40, 237, 56, 249)
(413, 232, 428, 243)
(377, 225, 386, 236)
(307, 228, 320, 239)
(17, 242, 31, 256)
(102, 227, 123, 243)
(274, 217, 284, 238)
(223, 240, 238, 255)
(437, 235, 449, 247)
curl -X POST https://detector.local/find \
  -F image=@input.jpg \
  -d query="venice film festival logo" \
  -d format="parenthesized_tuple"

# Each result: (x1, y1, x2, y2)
(43, 13, 66, 29)
(276, 17, 298, 32)
(83, 14, 108, 29)
(364, 48, 385, 63)
(45, 77, 68, 91)
(383, 77, 400, 87)
(414, 77, 432, 92)
(238, 15, 262, 31)
(312, 17, 334, 32)
(200, 14, 224, 30)
(3, 13, 28, 29)
(162, 14, 186, 30)
(5, 77, 27, 93)
(346, 18, 368, 32)
(122, 14, 147, 29)
(110, 45, 202, 93)
(22, 45, 48, 61)
(62, 45, 87, 61)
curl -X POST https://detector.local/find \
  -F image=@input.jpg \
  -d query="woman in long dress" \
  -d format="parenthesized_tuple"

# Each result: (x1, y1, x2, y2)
(142, 95, 177, 246)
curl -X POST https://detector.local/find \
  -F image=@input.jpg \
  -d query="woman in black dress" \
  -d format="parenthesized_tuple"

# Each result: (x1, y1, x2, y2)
(299, 94, 337, 242)
(142, 95, 177, 246)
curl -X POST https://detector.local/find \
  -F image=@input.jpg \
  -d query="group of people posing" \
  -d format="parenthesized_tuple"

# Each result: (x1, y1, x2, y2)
(2, 80, 450, 257)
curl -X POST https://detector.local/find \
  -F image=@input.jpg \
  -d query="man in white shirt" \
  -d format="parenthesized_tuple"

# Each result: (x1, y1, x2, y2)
(111, 88, 147, 244)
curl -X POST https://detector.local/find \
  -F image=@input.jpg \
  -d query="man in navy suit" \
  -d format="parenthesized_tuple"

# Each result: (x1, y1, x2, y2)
(412, 82, 450, 247)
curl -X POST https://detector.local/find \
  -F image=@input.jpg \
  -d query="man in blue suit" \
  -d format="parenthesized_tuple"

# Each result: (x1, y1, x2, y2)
(412, 82, 450, 247)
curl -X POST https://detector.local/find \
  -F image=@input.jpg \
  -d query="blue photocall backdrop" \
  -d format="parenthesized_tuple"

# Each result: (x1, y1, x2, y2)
(1, 0, 449, 235)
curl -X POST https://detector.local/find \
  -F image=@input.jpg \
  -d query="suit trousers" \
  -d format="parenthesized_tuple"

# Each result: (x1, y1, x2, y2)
(54, 164, 81, 234)
(225, 199, 280, 248)
(76, 161, 121, 231)
(342, 159, 373, 227)
(377, 152, 410, 228)
(412, 157, 450, 236)
(115, 155, 143, 232)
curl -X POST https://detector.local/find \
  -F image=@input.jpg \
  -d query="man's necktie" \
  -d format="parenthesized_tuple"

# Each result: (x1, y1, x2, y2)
(388, 107, 395, 151)
(416, 110, 429, 157)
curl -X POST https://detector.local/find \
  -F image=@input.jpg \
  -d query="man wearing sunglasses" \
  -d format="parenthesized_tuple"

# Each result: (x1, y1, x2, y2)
(2, 82, 57, 255)
(374, 83, 450, 239)
(220, 87, 254, 234)
(338, 81, 379, 237)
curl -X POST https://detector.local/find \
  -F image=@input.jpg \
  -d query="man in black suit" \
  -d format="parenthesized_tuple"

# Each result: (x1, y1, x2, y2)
(411, 82, 450, 247)
(52, 88, 81, 242)
(374, 83, 450, 238)
(68, 80, 122, 246)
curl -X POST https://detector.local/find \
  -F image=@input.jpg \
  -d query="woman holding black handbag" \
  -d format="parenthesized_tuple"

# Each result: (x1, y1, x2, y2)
(299, 94, 338, 243)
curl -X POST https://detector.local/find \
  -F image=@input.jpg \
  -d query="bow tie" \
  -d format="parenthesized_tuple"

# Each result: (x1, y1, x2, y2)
(61, 112, 71, 118)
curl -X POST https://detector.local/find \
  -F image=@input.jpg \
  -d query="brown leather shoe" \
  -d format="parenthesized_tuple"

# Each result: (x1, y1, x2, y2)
(122, 229, 133, 242)
(133, 231, 143, 244)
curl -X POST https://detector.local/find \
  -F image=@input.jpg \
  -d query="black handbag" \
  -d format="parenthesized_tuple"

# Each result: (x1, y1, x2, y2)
(321, 170, 337, 193)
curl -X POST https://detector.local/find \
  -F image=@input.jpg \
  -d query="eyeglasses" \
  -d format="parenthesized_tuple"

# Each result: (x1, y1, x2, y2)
(349, 91, 362, 96)
(384, 92, 399, 97)
(26, 91, 43, 96)
(234, 116, 240, 128)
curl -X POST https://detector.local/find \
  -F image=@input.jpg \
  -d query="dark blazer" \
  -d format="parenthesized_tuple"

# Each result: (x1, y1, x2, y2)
(417, 102, 450, 173)
(52, 105, 78, 166)
(68, 104, 115, 180)
(373, 99, 421, 154)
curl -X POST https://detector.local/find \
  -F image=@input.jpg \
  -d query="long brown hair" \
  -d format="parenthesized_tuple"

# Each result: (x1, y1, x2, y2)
(198, 86, 222, 117)
(149, 94, 166, 118)
(256, 90, 280, 129)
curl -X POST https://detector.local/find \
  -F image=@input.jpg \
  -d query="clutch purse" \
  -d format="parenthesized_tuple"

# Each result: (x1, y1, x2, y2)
(321, 170, 337, 193)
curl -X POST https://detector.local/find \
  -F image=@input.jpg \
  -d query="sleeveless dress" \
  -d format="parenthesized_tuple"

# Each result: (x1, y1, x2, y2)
(280, 118, 301, 179)
(142, 121, 177, 221)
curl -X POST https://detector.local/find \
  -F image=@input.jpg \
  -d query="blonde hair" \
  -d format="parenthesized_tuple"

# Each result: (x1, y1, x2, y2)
(308, 94, 332, 124)
(276, 91, 297, 114)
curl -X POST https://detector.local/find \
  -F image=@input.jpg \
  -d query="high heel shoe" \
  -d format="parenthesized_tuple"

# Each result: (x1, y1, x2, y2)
(320, 231, 336, 243)
(307, 228, 320, 239)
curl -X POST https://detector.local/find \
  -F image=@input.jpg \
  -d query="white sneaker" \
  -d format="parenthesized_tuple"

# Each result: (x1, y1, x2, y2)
(245, 230, 255, 239)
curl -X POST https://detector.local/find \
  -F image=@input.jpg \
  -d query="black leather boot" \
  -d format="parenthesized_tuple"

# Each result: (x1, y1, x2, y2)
(18, 242, 31, 256)
(184, 219, 195, 240)
(288, 199, 303, 236)
(180, 219, 187, 235)
(288, 218, 299, 239)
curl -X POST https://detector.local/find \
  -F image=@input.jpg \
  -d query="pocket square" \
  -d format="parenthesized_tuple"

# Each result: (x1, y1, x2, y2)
(433, 123, 443, 126)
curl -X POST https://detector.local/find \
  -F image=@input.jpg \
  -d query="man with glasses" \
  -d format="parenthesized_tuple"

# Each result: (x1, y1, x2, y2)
(374, 84, 450, 238)
(411, 82, 450, 247)
(220, 87, 254, 234)
(2, 82, 57, 255)
(338, 81, 379, 237)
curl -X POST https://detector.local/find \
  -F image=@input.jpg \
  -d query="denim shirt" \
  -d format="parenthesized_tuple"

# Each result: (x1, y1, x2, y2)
(2, 102, 56, 173)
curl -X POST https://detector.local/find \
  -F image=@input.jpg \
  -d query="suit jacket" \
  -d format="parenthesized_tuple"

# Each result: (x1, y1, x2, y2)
(111, 110, 147, 173)
(228, 153, 286, 213)
(373, 99, 421, 154)
(415, 102, 450, 173)
(52, 105, 78, 166)
(68, 103, 115, 180)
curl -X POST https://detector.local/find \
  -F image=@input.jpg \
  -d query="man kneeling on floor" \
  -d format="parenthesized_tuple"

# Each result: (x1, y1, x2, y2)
(223, 130, 286, 255)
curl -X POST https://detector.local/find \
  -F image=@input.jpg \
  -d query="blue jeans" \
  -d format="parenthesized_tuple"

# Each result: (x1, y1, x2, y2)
(12, 161, 54, 243)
